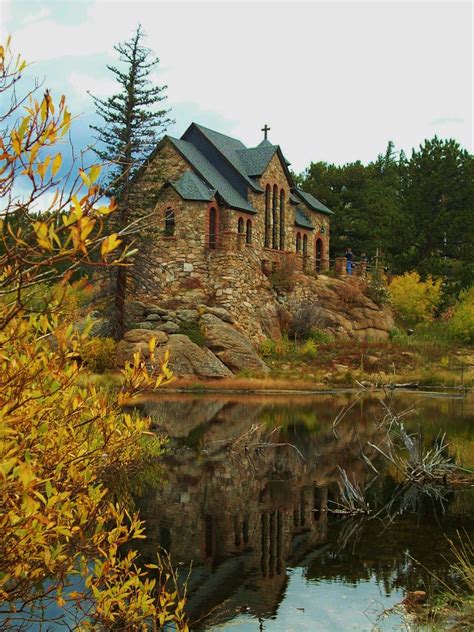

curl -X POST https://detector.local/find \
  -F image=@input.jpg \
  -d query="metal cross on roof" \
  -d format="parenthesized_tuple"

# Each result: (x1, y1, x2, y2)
(261, 124, 270, 140)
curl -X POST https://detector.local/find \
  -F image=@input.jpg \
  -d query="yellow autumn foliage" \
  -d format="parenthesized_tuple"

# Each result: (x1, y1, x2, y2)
(0, 39, 188, 630)
(389, 271, 443, 328)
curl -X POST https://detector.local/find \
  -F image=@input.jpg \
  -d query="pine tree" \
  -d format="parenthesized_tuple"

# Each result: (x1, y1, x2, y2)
(90, 25, 173, 338)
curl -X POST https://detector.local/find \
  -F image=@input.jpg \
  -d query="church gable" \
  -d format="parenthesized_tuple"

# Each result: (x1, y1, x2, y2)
(259, 151, 294, 192)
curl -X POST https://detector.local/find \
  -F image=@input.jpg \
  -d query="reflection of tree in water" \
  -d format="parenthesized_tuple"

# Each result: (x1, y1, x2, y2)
(309, 478, 472, 599)
(129, 393, 474, 628)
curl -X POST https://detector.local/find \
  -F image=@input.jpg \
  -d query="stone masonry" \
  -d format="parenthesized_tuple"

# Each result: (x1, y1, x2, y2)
(126, 123, 338, 342)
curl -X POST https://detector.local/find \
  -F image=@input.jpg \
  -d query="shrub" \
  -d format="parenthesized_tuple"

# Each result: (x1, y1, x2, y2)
(365, 268, 390, 306)
(178, 320, 206, 346)
(270, 255, 299, 293)
(82, 337, 117, 373)
(309, 328, 334, 344)
(389, 272, 442, 328)
(260, 338, 277, 357)
(300, 339, 318, 359)
(260, 335, 296, 358)
(389, 327, 409, 344)
(288, 300, 321, 340)
(449, 287, 474, 343)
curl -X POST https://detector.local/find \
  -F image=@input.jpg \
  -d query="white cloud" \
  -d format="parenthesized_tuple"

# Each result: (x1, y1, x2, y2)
(68, 72, 118, 102)
(3, 0, 472, 169)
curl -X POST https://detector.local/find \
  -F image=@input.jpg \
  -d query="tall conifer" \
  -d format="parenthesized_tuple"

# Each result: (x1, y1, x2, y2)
(91, 25, 173, 338)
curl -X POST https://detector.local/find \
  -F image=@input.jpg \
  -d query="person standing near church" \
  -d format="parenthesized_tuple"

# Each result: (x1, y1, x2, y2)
(345, 247, 354, 275)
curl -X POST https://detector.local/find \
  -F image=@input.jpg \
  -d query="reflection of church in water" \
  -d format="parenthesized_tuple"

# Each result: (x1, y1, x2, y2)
(134, 396, 381, 625)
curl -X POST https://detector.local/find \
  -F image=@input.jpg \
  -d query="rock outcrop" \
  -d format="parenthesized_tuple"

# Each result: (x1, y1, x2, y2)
(158, 334, 233, 379)
(118, 273, 394, 379)
(116, 305, 269, 379)
(287, 275, 395, 341)
(200, 314, 270, 374)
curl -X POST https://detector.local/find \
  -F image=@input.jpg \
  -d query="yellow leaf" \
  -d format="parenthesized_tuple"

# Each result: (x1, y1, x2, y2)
(79, 169, 90, 187)
(51, 153, 62, 177)
(11, 131, 21, 156)
(60, 109, 71, 137)
(101, 234, 122, 256)
(89, 164, 101, 184)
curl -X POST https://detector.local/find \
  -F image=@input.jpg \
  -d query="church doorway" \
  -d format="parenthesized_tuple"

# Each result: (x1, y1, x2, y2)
(209, 207, 218, 249)
(315, 238, 323, 272)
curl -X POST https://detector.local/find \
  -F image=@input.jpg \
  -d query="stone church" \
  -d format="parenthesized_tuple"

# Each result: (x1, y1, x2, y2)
(128, 122, 333, 339)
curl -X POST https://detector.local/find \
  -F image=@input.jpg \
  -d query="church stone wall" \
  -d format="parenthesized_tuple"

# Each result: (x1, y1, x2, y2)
(128, 139, 334, 343)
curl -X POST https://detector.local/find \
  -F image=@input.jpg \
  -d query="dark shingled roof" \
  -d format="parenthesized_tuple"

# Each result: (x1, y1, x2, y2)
(295, 207, 314, 230)
(169, 171, 216, 201)
(236, 145, 278, 176)
(289, 192, 300, 205)
(188, 124, 263, 193)
(294, 188, 333, 215)
(167, 136, 257, 213)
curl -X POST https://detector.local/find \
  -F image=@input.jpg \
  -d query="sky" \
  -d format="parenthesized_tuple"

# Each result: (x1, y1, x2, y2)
(1, 0, 472, 173)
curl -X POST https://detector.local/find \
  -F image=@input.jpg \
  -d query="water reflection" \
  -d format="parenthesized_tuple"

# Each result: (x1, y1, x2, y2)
(132, 392, 474, 631)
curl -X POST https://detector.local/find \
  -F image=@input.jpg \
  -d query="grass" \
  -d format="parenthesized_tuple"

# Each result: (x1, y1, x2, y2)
(258, 321, 474, 389)
(409, 533, 474, 631)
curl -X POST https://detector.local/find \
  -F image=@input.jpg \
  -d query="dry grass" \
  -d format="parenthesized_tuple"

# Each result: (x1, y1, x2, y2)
(159, 375, 337, 393)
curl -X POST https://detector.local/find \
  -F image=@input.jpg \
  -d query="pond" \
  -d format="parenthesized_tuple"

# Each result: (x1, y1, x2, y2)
(131, 390, 474, 631)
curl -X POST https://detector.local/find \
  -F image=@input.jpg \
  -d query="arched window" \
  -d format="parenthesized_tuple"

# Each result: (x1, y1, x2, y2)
(315, 238, 323, 273)
(164, 208, 175, 237)
(208, 207, 218, 249)
(238, 217, 244, 234)
(279, 189, 285, 250)
(246, 219, 252, 244)
(303, 234, 308, 255)
(296, 232, 301, 253)
(272, 184, 278, 249)
(264, 185, 271, 247)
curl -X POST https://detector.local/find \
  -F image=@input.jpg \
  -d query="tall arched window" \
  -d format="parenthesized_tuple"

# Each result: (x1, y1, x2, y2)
(272, 184, 278, 249)
(302, 234, 308, 255)
(246, 219, 252, 244)
(208, 207, 218, 249)
(279, 189, 285, 250)
(296, 232, 301, 253)
(315, 238, 323, 273)
(164, 208, 175, 237)
(238, 217, 244, 234)
(264, 185, 271, 247)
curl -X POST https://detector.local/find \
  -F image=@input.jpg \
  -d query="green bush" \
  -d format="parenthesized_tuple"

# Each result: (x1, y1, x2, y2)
(260, 335, 296, 358)
(300, 339, 318, 359)
(449, 287, 474, 344)
(178, 320, 205, 347)
(260, 339, 277, 357)
(82, 337, 117, 373)
(308, 328, 334, 344)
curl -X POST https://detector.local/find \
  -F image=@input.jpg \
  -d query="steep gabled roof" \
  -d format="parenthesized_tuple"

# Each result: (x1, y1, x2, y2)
(168, 170, 216, 201)
(182, 123, 263, 193)
(236, 145, 278, 176)
(167, 136, 257, 213)
(293, 187, 333, 215)
(295, 207, 314, 230)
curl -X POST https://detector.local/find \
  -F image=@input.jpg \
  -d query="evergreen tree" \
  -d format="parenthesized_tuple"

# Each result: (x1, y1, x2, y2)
(398, 137, 474, 294)
(90, 25, 173, 338)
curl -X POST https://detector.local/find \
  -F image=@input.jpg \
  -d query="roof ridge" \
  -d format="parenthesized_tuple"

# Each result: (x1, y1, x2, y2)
(192, 123, 248, 147)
